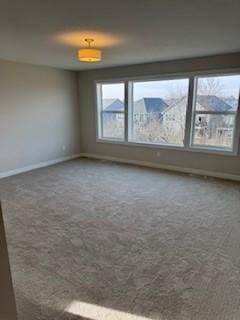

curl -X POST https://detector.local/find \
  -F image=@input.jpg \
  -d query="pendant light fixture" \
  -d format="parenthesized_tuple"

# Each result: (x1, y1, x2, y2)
(78, 38, 102, 62)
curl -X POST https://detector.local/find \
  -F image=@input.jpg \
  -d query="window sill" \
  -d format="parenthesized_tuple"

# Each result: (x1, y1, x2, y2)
(96, 138, 238, 156)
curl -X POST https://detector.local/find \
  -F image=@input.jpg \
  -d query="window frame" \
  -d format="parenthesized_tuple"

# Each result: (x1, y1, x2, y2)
(96, 81, 126, 142)
(127, 77, 190, 147)
(95, 70, 240, 156)
(189, 73, 240, 155)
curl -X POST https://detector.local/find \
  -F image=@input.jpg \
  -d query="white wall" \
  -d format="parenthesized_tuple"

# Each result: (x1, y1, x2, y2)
(0, 60, 80, 174)
(78, 53, 240, 178)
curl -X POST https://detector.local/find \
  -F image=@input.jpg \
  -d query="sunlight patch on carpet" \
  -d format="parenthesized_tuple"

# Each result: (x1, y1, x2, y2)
(66, 300, 154, 320)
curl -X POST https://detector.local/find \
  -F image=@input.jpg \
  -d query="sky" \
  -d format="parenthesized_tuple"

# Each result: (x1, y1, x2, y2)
(101, 75, 240, 101)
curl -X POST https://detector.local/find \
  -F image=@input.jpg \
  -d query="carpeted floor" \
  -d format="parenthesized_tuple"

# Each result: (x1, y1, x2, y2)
(0, 158, 240, 320)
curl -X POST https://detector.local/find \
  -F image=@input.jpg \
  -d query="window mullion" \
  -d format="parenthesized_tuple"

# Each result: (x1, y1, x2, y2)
(128, 82, 133, 142)
(195, 111, 236, 115)
(124, 81, 129, 142)
(233, 89, 240, 154)
(96, 84, 103, 139)
(184, 76, 195, 149)
(102, 111, 125, 114)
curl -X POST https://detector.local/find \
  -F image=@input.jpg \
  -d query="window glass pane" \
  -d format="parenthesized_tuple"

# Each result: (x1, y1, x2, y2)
(131, 78, 189, 145)
(193, 113, 235, 148)
(192, 75, 240, 150)
(196, 75, 240, 111)
(102, 112, 124, 139)
(98, 83, 125, 140)
(102, 83, 125, 110)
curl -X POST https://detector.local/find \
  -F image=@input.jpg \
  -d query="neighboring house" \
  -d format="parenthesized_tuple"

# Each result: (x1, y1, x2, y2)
(162, 95, 233, 141)
(196, 95, 232, 112)
(103, 95, 234, 142)
(162, 96, 188, 139)
(134, 97, 168, 113)
(221, 96, 239, 111)
(103, 99, 124, 112)
(133, 98, 168, 123)
(195, 95, 233, 139)
(102, 99, 124, 124)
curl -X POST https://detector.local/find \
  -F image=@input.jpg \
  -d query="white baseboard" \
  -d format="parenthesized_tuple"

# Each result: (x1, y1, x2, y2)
(1, 152, 239, 182)
(81, 153, 240, 182)
(0, 154, 81, 179)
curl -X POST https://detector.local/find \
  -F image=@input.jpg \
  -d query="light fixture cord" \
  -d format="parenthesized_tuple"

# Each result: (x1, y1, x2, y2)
(85, 38, 93, 48)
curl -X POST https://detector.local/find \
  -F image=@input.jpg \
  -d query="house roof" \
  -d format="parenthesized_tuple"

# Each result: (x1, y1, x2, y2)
(134, 98, 168, 113)
(163, 95, 233, 115)
(103, 99, 124, 111)
(162, 96, 187, 114)
(197, 95, 232, 112)
(221, 96, 239, 111)
(103, 95, 234, 113)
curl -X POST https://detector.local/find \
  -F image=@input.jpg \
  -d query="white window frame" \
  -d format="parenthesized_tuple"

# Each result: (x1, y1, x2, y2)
(189, 74, 240, 155)
(127, 77, 190, 147)
(95, 70, 240, 156)
(96, 81, 126, 142)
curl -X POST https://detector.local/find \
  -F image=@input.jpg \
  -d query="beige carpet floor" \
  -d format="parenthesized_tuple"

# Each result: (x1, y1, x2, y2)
(0, 158, 240, 320)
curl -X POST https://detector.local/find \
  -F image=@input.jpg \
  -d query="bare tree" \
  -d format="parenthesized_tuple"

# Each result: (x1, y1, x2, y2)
(198, 78, 224, 96)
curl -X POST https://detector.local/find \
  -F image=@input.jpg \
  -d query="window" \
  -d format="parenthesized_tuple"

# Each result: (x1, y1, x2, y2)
(129, 79, 189, 146)
(191, 75, 240, 150)
(96, 72, 240, 155)
(97, 82, 125, 140)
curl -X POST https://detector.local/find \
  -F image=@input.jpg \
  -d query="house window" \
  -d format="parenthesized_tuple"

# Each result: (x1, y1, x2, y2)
(128, 79, 189, 146)
(96, 72, 240, 155)
(191, 75, 240, 151)
(97, 83, 125, 140)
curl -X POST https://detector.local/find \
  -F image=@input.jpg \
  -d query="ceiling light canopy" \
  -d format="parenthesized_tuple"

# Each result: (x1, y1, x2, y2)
(78, 39, 102, 62)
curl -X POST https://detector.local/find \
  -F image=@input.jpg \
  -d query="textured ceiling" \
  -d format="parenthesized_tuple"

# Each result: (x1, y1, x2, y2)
(0, 0, 240, 70)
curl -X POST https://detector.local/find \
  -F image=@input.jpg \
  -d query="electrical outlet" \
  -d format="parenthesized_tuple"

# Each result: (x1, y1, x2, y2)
(156, 151, 161, 157)
(62, 145, 66, 151)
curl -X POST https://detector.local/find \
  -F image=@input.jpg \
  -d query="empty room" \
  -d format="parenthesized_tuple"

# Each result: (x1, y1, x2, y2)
(0, 1, 240, 320)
